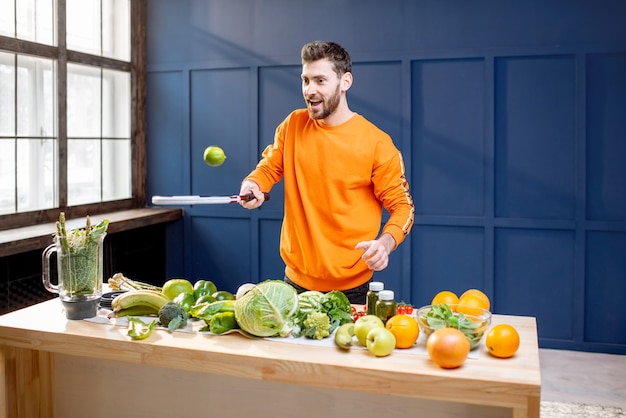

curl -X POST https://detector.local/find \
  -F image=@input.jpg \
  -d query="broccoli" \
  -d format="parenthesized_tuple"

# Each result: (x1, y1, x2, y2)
(302, 311, 331, 340)
(158, 302, 188, 332)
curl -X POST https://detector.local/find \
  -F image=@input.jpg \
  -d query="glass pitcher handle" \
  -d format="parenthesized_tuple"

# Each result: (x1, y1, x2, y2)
(41, 243, 59, 294)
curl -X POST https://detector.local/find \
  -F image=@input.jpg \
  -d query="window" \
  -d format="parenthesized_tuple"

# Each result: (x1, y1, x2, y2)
(0, 0, 145, 229)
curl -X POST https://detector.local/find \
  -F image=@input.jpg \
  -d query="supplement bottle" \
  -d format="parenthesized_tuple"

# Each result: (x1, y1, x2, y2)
(375, 290, 397, 324)
(366, 282, 384, 315)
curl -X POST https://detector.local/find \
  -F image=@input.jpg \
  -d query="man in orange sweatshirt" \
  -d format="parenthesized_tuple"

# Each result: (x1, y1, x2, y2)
(240, 41, 414, 304)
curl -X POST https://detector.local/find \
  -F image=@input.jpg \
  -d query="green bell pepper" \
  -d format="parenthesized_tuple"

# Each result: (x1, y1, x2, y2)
(127, 317, 156, 340)
(173, 291, 196, 313)
(193, 280, 218, 300)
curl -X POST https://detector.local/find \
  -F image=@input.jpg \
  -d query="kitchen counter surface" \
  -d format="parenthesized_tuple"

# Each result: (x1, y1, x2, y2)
(0, 297, 541, 418)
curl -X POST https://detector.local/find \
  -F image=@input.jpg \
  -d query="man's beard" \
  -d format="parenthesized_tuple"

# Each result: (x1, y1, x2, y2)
(307, 84, 341, 120)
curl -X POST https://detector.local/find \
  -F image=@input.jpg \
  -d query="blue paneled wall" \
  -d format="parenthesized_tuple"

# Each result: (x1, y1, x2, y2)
(145, 0, 626, 353)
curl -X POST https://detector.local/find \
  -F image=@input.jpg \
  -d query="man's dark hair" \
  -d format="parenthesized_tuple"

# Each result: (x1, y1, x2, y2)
(301, 41, 352, 77)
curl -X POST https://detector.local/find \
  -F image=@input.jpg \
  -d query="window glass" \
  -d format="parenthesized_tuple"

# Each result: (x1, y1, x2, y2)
(67, 63, 101, 138)
(67, 0, 101, 56)
(16, 0, 55, 45)
(0, 52, 15, 136)
(102, 0, 130, 61)
(102, 69, 130, 138)
(17, 55, 56, 137)
(68, 138, 102, 205)
(0, 55, 56, 214)
(102, 139, 131, 200)
(0, 140, 16, 215)
(67, 0, 130, 61)
(17, 138, 56, 212)
(67, 65, 131, 205)
(0, 0, 16, 37)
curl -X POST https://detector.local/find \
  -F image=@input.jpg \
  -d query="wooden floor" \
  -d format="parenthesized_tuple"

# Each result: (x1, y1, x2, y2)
(540, 348, 626, 409)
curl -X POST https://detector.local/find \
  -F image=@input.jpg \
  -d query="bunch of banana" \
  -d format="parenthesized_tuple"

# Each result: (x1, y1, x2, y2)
(107, 290, 170, 319)
(334, 322, 356, 350)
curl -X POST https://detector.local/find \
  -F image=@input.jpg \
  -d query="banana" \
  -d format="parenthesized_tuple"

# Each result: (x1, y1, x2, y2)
(110, 290, 170, 314)
(334, 323, 356, 350)
(107, 304, 160, 319)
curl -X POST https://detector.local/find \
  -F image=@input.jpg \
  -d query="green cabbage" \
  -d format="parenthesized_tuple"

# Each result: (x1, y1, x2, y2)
(234, 280, 299, 337)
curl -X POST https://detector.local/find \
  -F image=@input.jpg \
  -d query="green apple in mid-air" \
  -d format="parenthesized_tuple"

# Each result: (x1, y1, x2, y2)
(354, 314, 385, 346)
(366, 327, 396, 357)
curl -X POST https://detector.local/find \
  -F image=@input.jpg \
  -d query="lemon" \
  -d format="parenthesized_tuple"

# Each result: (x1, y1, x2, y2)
(162, 278, 194, 301)
(203, 146, 227, 167)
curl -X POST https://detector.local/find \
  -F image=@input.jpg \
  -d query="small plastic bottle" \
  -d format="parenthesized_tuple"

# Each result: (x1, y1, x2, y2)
(366, 282, 384, 315)
(375, 290, 397, 324)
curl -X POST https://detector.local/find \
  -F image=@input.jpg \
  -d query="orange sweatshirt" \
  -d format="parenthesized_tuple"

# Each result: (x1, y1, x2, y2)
(245, 109, 414, 292)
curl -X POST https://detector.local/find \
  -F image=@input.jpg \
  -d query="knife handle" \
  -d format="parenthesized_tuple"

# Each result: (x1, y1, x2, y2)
(241, 192, 270, 202)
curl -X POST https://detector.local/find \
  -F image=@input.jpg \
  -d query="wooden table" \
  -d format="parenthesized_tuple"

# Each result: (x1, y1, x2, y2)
(0, 298, 541, 418)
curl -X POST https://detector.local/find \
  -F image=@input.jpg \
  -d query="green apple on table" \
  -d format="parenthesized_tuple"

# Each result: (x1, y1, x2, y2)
(366, 327, 396, 357)
(354, 315, 384, 346)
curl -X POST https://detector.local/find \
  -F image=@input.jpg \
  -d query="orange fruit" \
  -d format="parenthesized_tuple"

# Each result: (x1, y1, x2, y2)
(459, 289, 490, 311)
(426, 327, 470, 369)
(385, 314, 419, 349)
(456, 293, 488, 316)
(486, 324, 520, 358)
(431, 290, 459, 307)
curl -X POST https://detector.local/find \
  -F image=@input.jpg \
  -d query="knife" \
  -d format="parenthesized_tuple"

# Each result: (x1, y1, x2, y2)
(151, 192, 270, 206)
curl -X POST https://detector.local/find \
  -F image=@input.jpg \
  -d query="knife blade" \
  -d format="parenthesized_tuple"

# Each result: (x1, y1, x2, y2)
(151, 192, 269, 206)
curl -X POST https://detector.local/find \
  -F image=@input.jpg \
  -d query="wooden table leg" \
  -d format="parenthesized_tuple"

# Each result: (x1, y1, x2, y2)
(1, 345, 54, 418)
(512, 395, 540, 418)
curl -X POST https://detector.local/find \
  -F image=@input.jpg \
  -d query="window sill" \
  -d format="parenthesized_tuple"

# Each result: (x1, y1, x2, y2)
(0, 207, 183, 257)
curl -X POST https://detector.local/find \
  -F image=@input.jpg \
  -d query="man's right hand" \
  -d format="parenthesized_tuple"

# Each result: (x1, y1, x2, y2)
(239, 180, 265, 209)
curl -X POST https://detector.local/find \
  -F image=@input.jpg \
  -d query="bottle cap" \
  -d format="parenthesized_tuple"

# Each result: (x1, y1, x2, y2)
(369, 281, 384, 291)
(378, 290, 394, 300)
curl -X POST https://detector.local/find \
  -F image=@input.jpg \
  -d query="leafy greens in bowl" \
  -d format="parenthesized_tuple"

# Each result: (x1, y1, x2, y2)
(417, 304, 492, 350)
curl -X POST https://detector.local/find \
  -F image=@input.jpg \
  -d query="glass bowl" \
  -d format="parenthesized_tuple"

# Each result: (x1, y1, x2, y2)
(416, 304, 492, 350)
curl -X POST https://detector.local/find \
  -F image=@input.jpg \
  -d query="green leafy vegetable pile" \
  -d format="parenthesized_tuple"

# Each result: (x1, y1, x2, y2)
(293, 290, 353, 339)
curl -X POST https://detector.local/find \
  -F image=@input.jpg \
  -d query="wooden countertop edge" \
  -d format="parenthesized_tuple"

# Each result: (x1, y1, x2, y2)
(0, 325, 539, 410)
(0, 303, 541, 411)
(0, 207, 183, 257)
